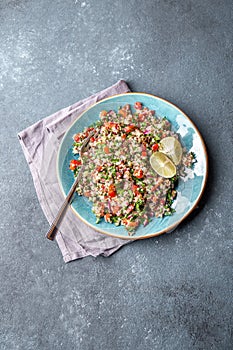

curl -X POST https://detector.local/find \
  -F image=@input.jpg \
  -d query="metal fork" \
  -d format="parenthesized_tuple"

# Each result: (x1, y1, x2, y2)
(46, 127, 100, 241)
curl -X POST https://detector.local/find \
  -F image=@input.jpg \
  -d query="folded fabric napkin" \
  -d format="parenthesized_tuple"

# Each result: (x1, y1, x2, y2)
(18, 80, 132, 262)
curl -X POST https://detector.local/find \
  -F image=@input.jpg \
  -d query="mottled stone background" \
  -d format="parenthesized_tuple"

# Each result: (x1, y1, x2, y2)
(0, 0, 232, 349)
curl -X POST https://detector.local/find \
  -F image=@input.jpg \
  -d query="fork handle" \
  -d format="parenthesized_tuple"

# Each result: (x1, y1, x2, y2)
(46, 172, 82, 241)
(46, 127, 101, 241)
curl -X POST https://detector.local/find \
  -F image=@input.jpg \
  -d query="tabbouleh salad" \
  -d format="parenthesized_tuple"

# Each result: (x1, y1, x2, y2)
(69, 102, 196, 235)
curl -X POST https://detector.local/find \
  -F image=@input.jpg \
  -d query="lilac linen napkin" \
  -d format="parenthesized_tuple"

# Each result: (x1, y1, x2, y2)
(18, 80, 132, 262)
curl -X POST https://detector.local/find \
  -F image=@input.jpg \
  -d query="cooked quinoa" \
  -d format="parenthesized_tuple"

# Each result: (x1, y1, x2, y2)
(69, 102, 196, 235)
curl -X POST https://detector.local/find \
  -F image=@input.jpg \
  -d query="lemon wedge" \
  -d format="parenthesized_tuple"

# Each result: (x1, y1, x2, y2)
(159, 136, 183, 165)
(150, 152, 176, 178)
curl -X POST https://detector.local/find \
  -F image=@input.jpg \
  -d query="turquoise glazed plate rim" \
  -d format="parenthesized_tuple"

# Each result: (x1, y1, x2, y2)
(57, 92, 208, 240)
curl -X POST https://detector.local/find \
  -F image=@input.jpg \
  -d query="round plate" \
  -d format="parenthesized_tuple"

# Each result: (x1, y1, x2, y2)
(57, 93, 208, 240)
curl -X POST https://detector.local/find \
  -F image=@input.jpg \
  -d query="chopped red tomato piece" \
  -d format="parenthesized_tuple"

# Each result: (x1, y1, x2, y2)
(69, 159, 82, 170)
(87, 127, 94, 132)
(124, 125, 136, 133)
(133, 168, 144, 179)
(141, 151, 147, 157)
(127, 221, 138, 228)
(109, 191, 117, 198)
(132, 184, 140, 195)
(134, 102, 142, 110)
(152, 143, 159, 152)
(122, 218, 128, 225)
(108, 184, 117, 198)
(100, 110, 108, 118)
(104, 122, 118, 130)
(104, 213, 112, 222)
(122, 218, 138, 228)
(74, 134, 81, 142)
(103, 146, 110, 154)
(132, 184, 138, 191)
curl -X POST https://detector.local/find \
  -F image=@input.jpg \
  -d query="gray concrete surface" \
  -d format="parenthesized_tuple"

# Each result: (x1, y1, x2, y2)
(1, 0, 233, 349)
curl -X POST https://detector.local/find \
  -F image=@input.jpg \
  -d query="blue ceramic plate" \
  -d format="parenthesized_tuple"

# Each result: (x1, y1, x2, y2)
(57, 93, 208, 240)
